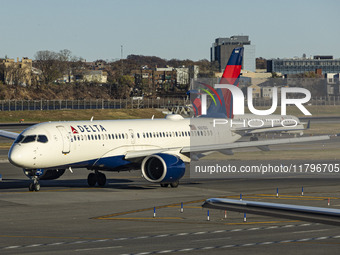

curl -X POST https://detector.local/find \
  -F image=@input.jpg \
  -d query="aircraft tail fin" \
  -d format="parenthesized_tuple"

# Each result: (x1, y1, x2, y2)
(207, 47, 244, 118)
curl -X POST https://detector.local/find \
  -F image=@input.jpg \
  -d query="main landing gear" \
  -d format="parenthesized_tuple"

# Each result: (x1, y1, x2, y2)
(87, 171, 107, 187)
(250, 136, 259, 141)
(160, 180, 179, 188)
(28, 176, 40, 191)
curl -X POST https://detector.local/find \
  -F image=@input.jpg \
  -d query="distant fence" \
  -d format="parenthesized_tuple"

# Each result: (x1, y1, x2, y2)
(1, 96, 340, 111)
(0, 98, 190, 111)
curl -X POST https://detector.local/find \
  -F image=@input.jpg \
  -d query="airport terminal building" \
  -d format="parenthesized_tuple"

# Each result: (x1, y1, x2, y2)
(267, 56, 340, 75)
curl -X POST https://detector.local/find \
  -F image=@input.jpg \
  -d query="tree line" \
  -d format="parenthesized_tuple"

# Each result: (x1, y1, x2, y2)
(0, 49, 220, 100)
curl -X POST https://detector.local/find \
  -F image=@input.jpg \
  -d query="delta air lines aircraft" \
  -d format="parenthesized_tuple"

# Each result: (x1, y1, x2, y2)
(0, 48, 329, 191)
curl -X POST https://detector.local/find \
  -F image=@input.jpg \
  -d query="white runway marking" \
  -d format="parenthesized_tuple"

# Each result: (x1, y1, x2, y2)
(293, 229, 330, 234)
(191, 237, 231, 242)
(75, 246, 122, 252)
(0, 223, 330, 251)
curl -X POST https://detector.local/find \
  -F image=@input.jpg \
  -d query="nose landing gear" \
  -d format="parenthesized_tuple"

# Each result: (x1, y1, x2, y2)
(28, 176, 40, 191)
(87, 171, 107, 187)
(23, 169, 42, 192)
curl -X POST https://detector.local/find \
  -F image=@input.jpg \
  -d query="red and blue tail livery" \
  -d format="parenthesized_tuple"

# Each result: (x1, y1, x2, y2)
(206, 47, 244, 118)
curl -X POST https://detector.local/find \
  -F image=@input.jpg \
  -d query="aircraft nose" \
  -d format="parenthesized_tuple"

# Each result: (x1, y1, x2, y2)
(8, 145, 26, 168)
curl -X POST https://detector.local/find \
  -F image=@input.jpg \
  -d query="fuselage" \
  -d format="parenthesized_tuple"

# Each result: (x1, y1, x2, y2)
(8, 115, 241, 171)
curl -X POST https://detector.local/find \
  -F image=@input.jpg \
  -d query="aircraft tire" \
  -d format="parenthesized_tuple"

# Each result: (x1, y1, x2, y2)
(29, 183, 34, 191)
(170, 181, 179, 188)
(34, 183, 40, 191)
(250, 136, 259, 141)
(97, 173, 106, 187)
(160, 183, 169, 187)
(87, 173, 97, 187)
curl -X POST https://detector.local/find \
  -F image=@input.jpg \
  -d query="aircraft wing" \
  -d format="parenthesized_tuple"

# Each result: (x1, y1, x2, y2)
(181, 135, 329, 154)
(0, 130, 20, 140)
(231, 125, 305, 135)
(124, 149, 168, 159)
(202, 198, 340, 226)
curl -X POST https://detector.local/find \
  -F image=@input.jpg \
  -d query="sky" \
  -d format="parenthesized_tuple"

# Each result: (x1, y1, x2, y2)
(1, 0, 340, 61)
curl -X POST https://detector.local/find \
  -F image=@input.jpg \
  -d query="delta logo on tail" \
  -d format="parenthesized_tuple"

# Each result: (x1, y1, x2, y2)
(190, 47, 244, 119)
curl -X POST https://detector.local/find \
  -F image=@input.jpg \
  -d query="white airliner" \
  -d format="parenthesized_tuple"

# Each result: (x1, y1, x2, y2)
(0, 115, 328, 191)
(0, 48, 328, 191)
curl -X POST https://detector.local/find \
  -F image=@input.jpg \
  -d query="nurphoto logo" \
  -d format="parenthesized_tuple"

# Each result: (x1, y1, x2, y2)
(200, 84, 311, 116)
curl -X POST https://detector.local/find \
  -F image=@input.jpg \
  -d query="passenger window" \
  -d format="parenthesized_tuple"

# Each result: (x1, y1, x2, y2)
(22, 135, 36, 143)
(37, 135, 48, 143)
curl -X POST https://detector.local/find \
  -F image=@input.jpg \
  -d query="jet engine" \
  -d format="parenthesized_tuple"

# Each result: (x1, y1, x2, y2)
(141, 154, 185, 183)
(23, 169, 66, 180)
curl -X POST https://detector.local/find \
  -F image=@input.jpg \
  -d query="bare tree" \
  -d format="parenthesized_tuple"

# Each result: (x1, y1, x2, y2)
(34, 50, 61, 84)
(34, 49, 85, 84)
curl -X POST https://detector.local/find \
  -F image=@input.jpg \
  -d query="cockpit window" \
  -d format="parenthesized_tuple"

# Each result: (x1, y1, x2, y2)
(37, 135, 48, 143)
(21, 135, 37, 144)
(14, 134, 25, 144)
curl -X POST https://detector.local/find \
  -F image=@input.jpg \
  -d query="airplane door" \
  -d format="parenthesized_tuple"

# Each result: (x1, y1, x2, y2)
(129, 129, 135, 144)
(56, 126, 71, 154)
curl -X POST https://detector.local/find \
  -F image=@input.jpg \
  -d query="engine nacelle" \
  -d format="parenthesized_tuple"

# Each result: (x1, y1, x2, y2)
(23, 169, 66, 180)
(141, 154, 185, 183)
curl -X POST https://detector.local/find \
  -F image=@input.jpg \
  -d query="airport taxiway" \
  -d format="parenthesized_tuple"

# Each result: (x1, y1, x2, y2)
(1, 165, 340, 254)
(0, 123, 340, 254)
